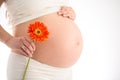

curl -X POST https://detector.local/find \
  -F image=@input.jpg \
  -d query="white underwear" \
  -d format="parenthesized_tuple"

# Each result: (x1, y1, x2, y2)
(7, 52, 72, 80)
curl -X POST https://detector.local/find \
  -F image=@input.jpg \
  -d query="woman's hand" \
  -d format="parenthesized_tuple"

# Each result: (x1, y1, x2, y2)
(5, 36, 35, 57)
(57, 6, 76, 20)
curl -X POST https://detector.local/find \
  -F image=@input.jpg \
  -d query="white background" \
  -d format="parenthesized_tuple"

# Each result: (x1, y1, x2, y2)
(0, 0, 120, 80)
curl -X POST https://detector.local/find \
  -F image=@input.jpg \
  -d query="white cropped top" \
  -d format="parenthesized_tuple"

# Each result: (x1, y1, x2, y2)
(5, 0, 69, 27)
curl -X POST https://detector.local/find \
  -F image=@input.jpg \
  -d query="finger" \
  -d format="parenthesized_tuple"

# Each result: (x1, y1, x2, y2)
(60, 6, 68, 10)
(12, 49, 28, 57)
(24, 37, 36, 51)
(31, 42, 36, 51)
(21, 45, 32, 57)
(58, 6, 75, 20)
(23, 40, 34, 53)
(57, 11, 62, 15)
(62, 12, 70, 18)
(68, 13, 76, 20)
(68, 16, 74, 20)
(22, 39, 34, 54)
(62, 10, 75, 20)
(61, 7, 75, 15)
(58, 9, 69, 16)
(59, 9, 71, 16)
(26, 37, 35, 51)
(61, 6, 72, 11)
(58, 6, 68, 15)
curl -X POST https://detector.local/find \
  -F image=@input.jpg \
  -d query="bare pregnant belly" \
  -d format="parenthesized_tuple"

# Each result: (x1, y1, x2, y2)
(13, 12, 83, 67)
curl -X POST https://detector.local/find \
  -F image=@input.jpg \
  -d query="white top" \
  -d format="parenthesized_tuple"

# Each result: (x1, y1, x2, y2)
(5, 0, 69, 27)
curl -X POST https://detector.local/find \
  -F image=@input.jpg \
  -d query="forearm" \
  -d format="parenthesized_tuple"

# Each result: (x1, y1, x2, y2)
(0, 25, 13, 44)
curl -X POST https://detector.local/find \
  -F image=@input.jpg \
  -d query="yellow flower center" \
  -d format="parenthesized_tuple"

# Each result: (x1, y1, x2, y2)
(34, 28, 41, 35)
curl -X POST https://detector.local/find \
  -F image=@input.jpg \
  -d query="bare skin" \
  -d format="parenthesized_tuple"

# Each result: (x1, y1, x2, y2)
(0, 0, 83, 67)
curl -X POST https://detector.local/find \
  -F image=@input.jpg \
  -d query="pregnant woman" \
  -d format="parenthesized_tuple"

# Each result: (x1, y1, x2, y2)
(0, 0, 83, 80)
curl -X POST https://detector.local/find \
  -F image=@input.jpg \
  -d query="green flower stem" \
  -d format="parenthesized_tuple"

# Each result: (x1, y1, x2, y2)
(22, 57, 31, 80)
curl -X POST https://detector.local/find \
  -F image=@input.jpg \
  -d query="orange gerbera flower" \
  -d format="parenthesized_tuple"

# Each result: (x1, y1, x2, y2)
(28, 21, 49, 42)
